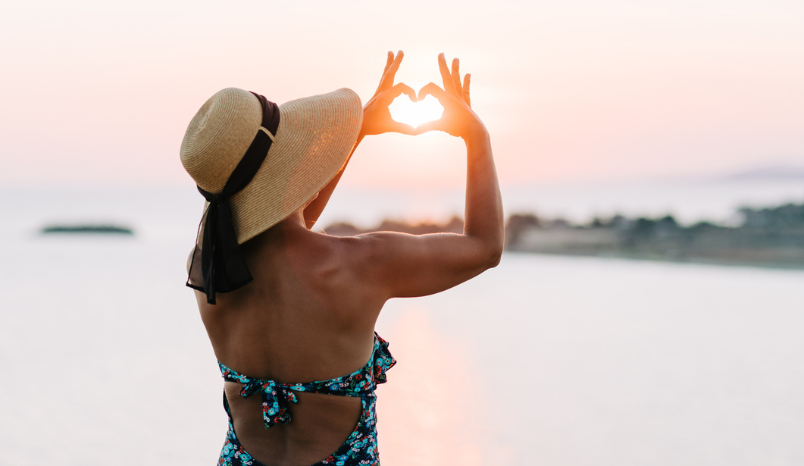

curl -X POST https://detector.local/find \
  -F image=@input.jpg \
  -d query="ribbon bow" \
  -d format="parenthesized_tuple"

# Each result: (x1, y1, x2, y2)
(186, 92, 280, 304)
(240, 379, 299, 428)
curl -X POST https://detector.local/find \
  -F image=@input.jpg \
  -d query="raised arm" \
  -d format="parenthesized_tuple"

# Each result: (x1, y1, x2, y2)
(352, 53, 504, 299)
(303, 51, 417, 229)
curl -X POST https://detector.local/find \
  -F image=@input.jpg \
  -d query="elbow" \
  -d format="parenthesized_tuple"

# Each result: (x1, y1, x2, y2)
(485, 243, 503, 269)
(466, 234, 504, 270)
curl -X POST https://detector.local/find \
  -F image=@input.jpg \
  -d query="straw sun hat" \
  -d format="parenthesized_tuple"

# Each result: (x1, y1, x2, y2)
(180, 87, 362, 245)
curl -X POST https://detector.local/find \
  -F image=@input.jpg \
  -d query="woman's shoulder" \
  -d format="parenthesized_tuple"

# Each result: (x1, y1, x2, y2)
(299, 233, 388, 322)
(301, 233, 374, 285)
(312, 233, 393, 282)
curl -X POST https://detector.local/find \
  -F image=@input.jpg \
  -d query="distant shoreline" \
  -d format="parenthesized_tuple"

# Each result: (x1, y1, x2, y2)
(325, 200, 804, 270)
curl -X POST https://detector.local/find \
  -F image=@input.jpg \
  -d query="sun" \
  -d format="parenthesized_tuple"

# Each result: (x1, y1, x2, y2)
(388, 95, 444, 128)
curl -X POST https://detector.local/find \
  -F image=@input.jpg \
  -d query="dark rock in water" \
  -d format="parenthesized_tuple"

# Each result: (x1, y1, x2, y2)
(41, 225, 134, 235)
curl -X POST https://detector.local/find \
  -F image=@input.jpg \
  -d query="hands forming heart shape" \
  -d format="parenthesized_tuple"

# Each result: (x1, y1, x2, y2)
(360, 51, 487, 142)
(388, 95, 443, 130)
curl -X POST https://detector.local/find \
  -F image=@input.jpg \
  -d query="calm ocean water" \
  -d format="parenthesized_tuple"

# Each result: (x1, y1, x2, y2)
(2, 182, 804, 465)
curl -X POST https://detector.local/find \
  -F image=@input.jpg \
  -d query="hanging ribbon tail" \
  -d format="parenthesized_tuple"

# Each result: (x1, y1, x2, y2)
(200, 200, 220, 304)
(258, 381, 298, 429)
(198, 197, 253, 305)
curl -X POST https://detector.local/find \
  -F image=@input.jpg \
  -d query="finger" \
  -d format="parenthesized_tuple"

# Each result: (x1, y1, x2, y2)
(414, 119, 444, 135)
(438, 53, 458, 96)
(387, 120, 417, 136)
(417, 82, 448, 102)
(379, 50, 404, 91)
(384, 82, 417, 102)
(383, 51, 394, 76)
(403, 84, 418, 102)
(375, 51, 395, 94)
(463, 73, 472, 107)
(451, 58, 463, 96)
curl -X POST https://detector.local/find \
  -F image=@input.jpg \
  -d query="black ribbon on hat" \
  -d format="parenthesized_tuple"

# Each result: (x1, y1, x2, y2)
(186, 92, 280, 304)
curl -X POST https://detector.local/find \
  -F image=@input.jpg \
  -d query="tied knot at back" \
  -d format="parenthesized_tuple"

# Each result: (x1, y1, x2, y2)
(240, 379, 298, 429)
(201, 190, 225, 204)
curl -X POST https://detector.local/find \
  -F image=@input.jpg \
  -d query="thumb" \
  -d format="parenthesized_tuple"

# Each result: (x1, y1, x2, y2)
(387, 120, 417, 136)
(414, 119, 444, 135)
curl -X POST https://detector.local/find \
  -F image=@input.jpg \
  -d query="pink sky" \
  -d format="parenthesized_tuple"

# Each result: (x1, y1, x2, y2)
(2, 0, 803, 189)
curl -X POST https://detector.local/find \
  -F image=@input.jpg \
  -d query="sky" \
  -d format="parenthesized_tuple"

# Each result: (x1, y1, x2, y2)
(2, 0, 803, 189)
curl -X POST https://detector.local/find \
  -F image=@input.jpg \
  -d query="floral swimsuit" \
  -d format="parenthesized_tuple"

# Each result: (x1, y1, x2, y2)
(218, 333, 397, 466)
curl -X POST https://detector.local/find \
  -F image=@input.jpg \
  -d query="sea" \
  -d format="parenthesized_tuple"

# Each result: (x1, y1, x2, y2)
(1, 178, 803, 465)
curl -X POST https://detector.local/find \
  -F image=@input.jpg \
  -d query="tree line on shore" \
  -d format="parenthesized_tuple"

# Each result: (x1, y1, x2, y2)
(325, 201, 804, 268)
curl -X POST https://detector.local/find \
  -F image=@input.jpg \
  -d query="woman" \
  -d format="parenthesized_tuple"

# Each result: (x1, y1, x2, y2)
(182, 51, 503, 466)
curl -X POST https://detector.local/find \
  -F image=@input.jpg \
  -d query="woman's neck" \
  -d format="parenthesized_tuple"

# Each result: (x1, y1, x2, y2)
(244, 208, 310, 252)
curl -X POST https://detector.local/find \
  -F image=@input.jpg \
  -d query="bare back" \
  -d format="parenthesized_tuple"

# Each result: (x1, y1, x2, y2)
(192, 220, 385, 466)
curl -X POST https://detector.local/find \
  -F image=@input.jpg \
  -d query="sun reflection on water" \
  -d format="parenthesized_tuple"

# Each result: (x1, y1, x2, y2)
(376, 308, 511, 465)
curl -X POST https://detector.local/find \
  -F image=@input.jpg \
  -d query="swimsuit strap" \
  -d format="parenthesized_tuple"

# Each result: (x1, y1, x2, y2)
(218, 332, 397, 429)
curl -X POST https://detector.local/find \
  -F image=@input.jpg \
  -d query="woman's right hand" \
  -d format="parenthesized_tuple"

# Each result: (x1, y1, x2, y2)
(360, 51, 418, 138)
(415, 53, 488, 142)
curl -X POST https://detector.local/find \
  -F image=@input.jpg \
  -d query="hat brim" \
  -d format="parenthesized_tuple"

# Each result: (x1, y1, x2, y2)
(201, 88, 362, 245)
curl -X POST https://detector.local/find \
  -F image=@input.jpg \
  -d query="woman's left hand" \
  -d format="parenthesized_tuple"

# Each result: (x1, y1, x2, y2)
(360, 51, 418, 137)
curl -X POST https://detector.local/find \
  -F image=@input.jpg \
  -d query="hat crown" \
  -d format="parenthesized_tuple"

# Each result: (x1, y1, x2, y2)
(180, 88, 263, 193)
(180, 87, 362, 246)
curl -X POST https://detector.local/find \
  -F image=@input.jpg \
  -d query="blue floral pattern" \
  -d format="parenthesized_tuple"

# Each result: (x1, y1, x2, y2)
(218, 332, 396, 466)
